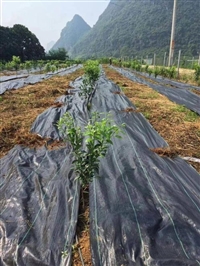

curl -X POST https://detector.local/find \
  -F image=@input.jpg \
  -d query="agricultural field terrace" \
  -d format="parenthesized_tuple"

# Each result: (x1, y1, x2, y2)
(0, 62, 200, 265)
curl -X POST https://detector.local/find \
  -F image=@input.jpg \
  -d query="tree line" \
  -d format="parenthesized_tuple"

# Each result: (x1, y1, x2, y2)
(0, 24, 69, 62)
(0, 24, 45, 62)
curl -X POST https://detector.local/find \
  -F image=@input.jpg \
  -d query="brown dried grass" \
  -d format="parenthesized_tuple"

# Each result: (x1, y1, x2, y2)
(104, 66, 200, 173)
(0, 69, 84, 158)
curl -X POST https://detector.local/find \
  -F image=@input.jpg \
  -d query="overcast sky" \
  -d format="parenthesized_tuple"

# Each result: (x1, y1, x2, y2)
(1, 0, 109, 50)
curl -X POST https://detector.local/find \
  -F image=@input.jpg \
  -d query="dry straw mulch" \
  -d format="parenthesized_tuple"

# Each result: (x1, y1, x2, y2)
(104, 66, 200, 173)
(0, 69, 84, 158)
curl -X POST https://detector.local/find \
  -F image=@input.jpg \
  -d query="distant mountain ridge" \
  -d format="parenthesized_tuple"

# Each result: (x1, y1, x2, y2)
(52, 14, 91, 55)
(46, 41, 55, 52)
(70, 0, 200, 58)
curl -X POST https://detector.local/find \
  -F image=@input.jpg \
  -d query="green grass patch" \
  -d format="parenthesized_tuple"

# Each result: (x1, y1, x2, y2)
(185, 111, 199, 122)
(143, 111, 151, 119)
(196, 130, 200, 137)
(140, 91, 159, 99)
(171, 104, 199, 122)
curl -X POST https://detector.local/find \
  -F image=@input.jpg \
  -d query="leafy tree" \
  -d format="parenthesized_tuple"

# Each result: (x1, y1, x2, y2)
(0, 25, 45, 62)
(45, 48, 68, 60)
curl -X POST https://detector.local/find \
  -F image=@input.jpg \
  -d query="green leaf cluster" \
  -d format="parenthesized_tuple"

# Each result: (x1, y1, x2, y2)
(83, 60, 100, 84)
(80, 60, 100, 99)
(57, 112, 124, 187)
(45, 48, 69, 61)
(194, 64, 200, 82)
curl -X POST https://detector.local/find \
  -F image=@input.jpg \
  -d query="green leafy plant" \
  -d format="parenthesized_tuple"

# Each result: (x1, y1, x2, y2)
(171, 104, 199, 122)
(159, 67, 168, 78)
(37, 60, 45, 73)
(131, 60, 142, 72)
(50, 65, 57, 73)
(83, 60, 100, 84)
(122, 61, 131, 68)
(5, 62, 14, 71)
(145, 65, 149, 72)
(167, 66, 177, 79)
(153, 67, 160, 78)
(32, 60, 38, 70)
(80, 76, 93, 98)
(79, 60, 100, 104)
(194, 63, 200, 82)
(143, 111, 151, 119)
(25, 61, 32, 73)
(11, 56, 21, 72)
(57, 112, 124, 187)
(44, 62, 51, 73)
(148, 68, 153, 77)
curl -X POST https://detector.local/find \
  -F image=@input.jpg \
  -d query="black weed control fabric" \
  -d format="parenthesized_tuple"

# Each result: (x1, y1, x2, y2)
(0, 65, 82, 95)
(137, 71, 200, 91)
(31, 76, 167, 148)
(112, 66, 200, 115)
(0, 145, 80, 266)
(1, 71, 200, 266)
(89, 74, 200, 266)
(31, 91, 89, 139)
(0, 74, 28, 83)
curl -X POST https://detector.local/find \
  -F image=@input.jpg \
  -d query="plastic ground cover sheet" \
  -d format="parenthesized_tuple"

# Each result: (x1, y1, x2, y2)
(0, 65, 82, 95)
(31, 77, 167, 150)
(137, 71, 200, 91)
(112, 66, 200, 115)
(31, 74, 200, 265)
(30, 86, 89, 139)
(0, 145, 80, 266)
(1, 72, 200, 266)
(89, 75, 200, 265)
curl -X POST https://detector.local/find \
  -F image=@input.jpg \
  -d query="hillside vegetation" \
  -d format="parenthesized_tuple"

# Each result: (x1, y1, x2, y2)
(52, 14, 91, 55)
(71, 0, 200, 58)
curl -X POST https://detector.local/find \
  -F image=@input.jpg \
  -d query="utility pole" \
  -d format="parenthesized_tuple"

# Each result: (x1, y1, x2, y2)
(168, 0, 177, 67)
(163, 52, 167, 66)
(177, 50, 181, 78)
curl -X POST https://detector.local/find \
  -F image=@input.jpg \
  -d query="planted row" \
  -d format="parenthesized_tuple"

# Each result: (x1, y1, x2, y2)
(0, 56, 80, 74)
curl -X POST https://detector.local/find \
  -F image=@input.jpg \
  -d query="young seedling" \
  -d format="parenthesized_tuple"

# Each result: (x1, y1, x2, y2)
(80, 60, 100, 99)
(194, 63, 200, 82)
(25, 61, 32, 74)
(57, 112, 124, 187)
(11, 56, 21, 74)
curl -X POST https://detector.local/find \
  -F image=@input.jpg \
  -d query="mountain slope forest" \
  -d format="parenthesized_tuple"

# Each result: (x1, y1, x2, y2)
(52, 14, 91, 54)
(71, 0, 200, 58)
(0, 24, 45, 62)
